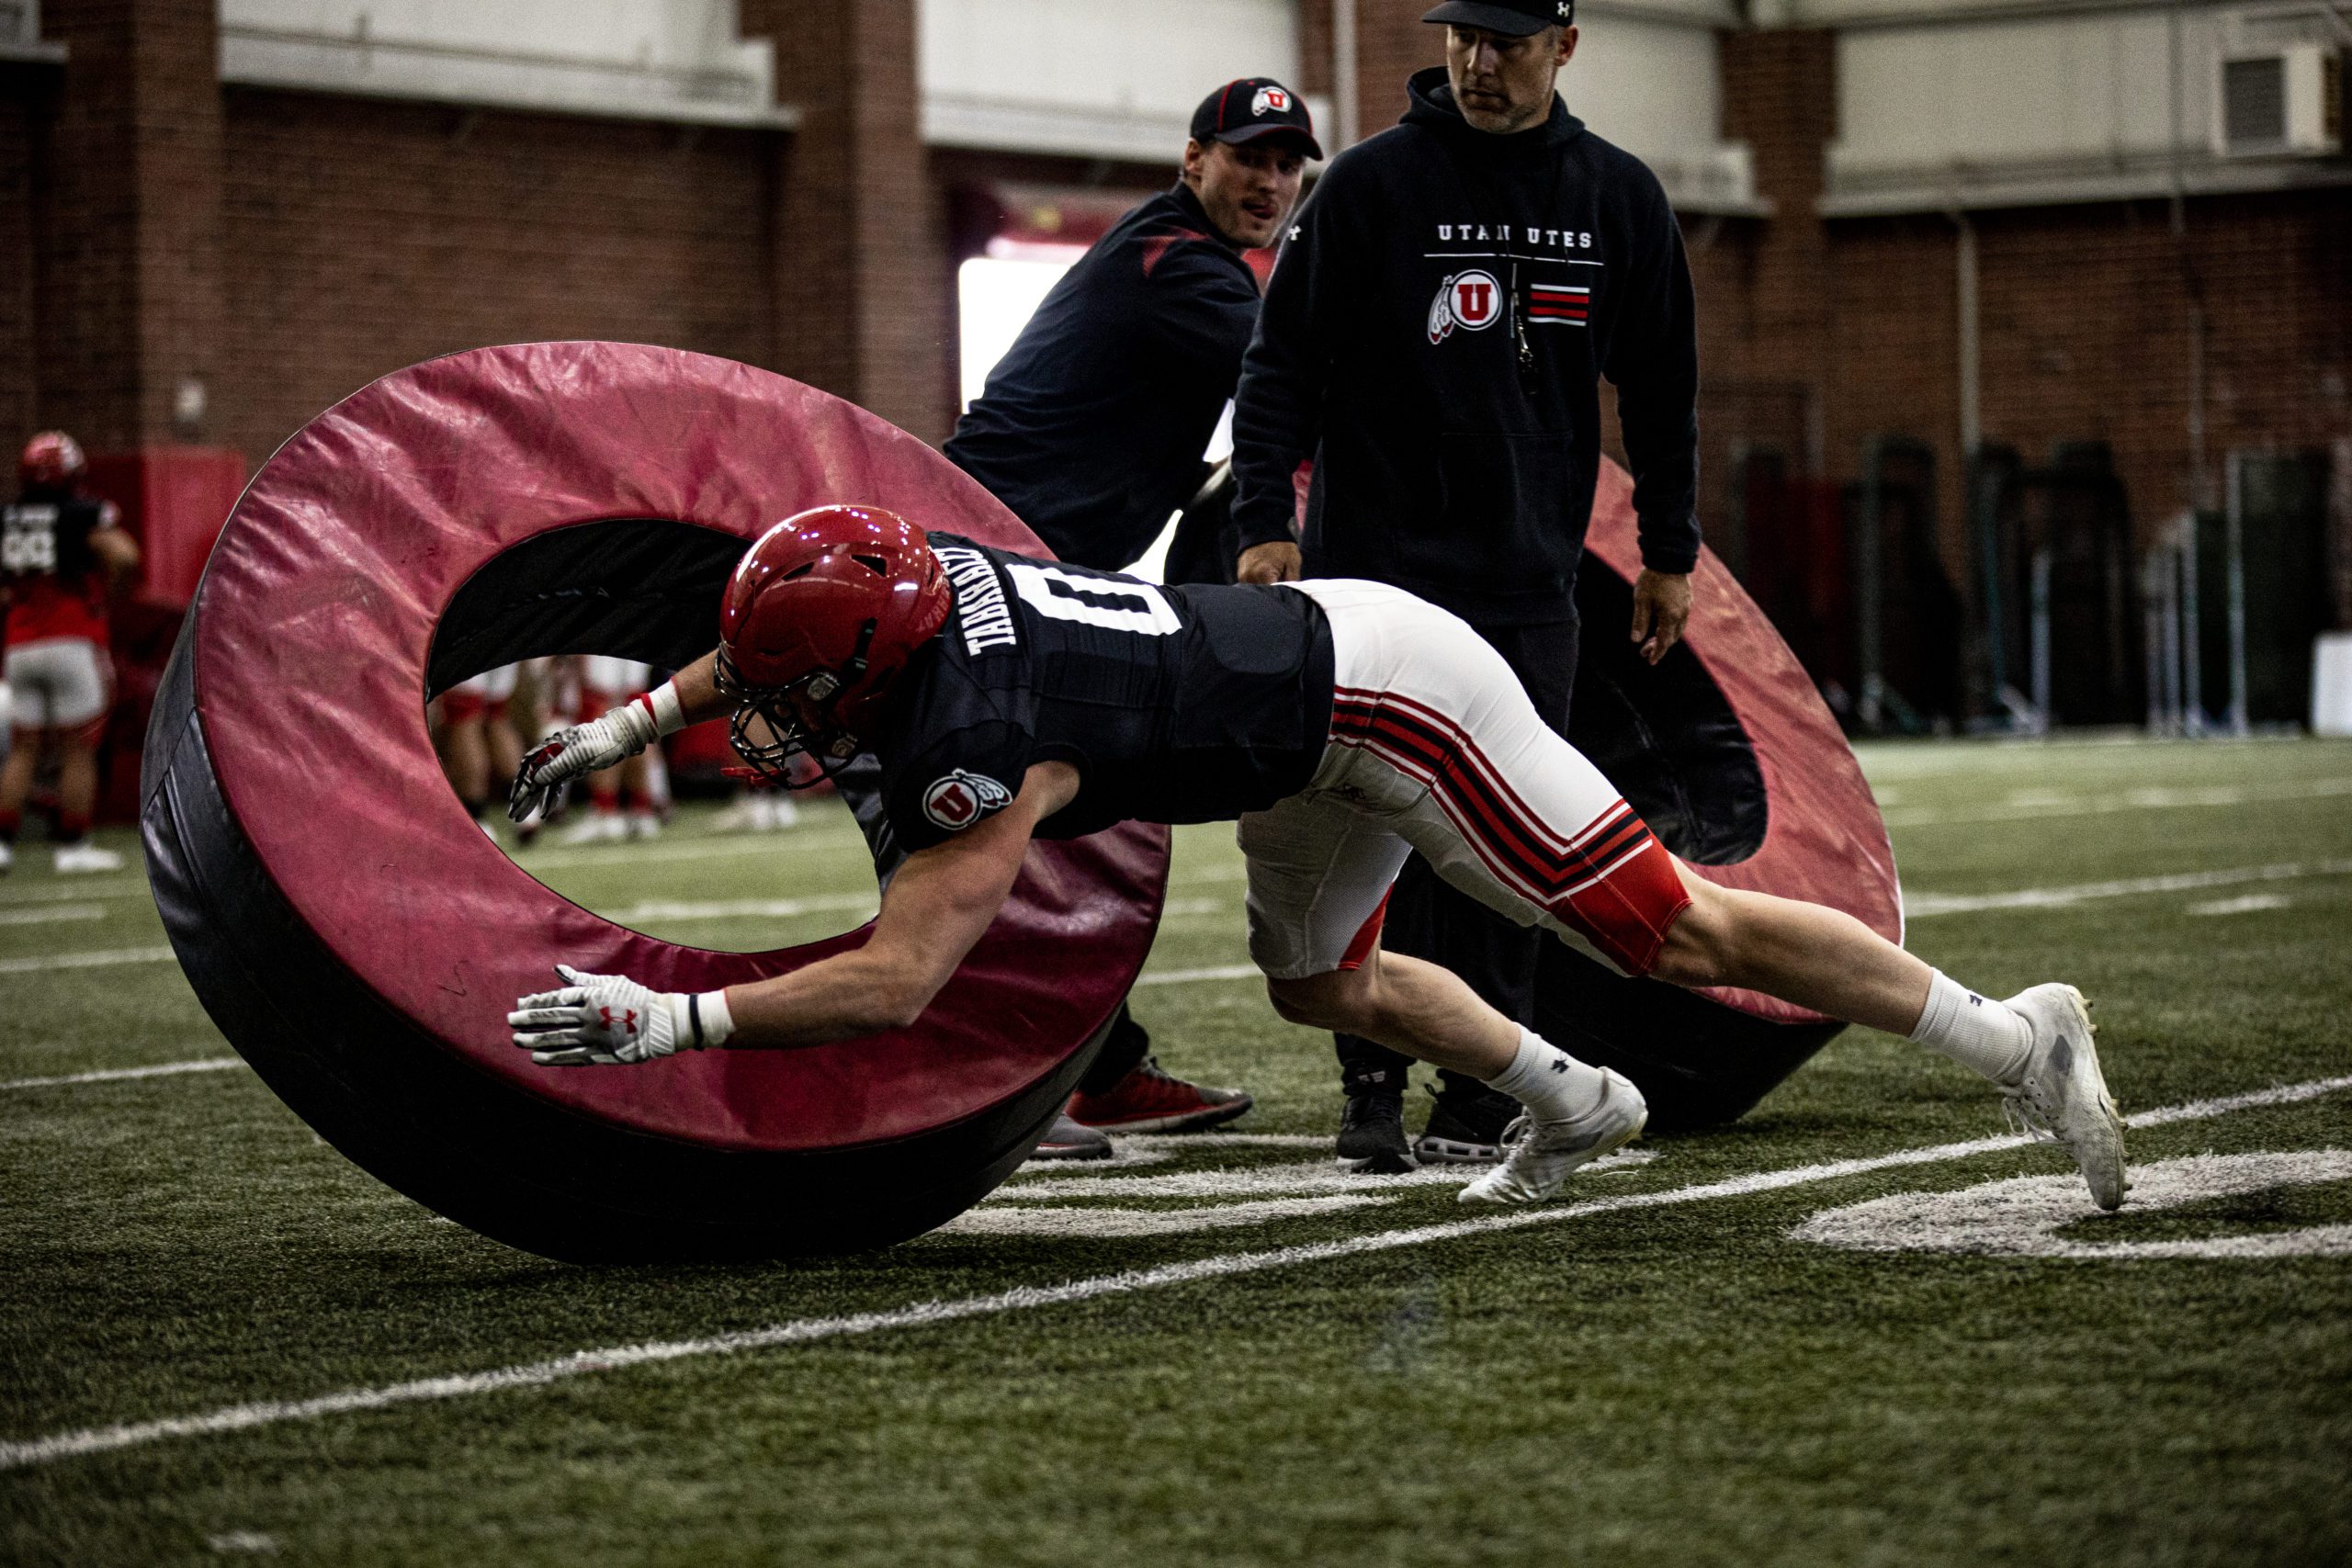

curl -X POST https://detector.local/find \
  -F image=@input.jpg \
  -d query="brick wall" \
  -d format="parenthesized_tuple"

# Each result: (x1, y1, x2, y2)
(0, 68, 41, 446)
(215, 89, 775, 462)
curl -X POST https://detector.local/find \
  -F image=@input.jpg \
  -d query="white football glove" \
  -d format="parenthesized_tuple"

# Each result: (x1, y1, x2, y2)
(507, 964, 730, 1066)
(508, 702, 657, 823)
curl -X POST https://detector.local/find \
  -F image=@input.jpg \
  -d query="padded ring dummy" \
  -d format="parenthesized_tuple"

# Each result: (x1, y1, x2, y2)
(1543, 461, 1902, 1130)
(141, 342, 1168, 1263)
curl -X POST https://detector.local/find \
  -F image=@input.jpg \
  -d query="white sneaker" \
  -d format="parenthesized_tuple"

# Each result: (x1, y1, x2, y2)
(2002, 983, 2127, 1211)
(760, 793, 800, 829)
(0, 839, 13, 875)
(557, 812, 627, 846)
(626, 811, 662, 840)
(54, 841, 125, 874)
(1457, 1068, 1647, 1206)
(709, 795, 766, 833)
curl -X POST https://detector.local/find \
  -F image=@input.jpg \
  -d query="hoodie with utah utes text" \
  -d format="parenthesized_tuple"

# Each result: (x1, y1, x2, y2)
(1229, 66, 1699, 626)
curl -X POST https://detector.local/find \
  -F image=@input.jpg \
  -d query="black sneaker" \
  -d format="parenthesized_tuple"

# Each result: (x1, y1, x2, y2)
(1335, 1091, 1415, 1174)
(1415, 1081, 1521, 1165)
(1025, 1113, 1114, 1162)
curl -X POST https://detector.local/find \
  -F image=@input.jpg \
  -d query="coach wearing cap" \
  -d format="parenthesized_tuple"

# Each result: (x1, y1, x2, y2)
(913, 78, 1318, 1145)
(1227, 0, 1702, 1171)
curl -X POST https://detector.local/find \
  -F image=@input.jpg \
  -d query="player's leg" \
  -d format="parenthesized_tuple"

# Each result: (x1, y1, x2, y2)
(36, 640, 120, 873)
(2, 643, 50, 870)
(1349, 602, 2121, 1209)
(1243, 784, 1639, 1180)
(1653, 869, 2120, 1206)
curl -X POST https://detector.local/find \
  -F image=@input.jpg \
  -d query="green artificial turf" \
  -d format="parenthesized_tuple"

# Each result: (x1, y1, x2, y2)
(3, 737, 2348, 1566)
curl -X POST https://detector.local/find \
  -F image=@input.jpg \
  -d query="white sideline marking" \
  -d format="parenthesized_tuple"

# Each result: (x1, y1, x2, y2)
(1883, 775, 2352, 829)
(1794, 1151, 2352, 1258)
(943, 1195, 1392, 1237)
(5, 1073, 2344, 1472)
(0, 943, 175, 976)
(0, 903, 107, 927)
(2, 1058, 244, 1092)
(1906, 859, 2352, 919)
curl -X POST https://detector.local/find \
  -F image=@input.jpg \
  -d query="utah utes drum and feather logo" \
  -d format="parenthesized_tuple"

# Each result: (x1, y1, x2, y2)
(1428, 269, 1504, 344)
(922, 769, 1014, 831)
(1250, 85, 1290, 117)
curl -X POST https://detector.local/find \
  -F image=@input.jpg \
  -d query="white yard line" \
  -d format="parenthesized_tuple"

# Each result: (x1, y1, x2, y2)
(0, 943, 176, 976)
(5, 1073, 2342, 1472)
(616, 893, 878, 922)
(1883, 776, 2352, 829)
(0, 877, 148, 906)
(0, 904, 107, 927)
(2, 1059, 244, 1091)
(1906, 859, 2352, 918)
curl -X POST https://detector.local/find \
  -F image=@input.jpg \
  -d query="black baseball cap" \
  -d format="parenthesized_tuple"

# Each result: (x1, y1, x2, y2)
(1191, 78, 1323, 160)
(1422, 0, 1574, 36)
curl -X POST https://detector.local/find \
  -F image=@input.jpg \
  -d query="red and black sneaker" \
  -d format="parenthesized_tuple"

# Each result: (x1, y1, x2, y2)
(1067, 1055, 1253, 1134)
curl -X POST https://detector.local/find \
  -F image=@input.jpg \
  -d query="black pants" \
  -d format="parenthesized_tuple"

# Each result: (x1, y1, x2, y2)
(836, 753, 1152, 1096)
(1333, 615, 1580, 1100)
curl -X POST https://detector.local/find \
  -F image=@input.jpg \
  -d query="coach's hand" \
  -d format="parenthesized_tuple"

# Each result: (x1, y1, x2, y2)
(508, 703, 657, 822)
(1236, 541, 1302, 585)
(508, 964, 725, 1066)
(1630, 570, 1693, 665)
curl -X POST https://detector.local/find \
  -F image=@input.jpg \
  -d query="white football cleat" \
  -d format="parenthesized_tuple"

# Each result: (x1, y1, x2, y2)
(53, 841, 125, 874)
(556, 812, 628, 846)
(0, 839, 13, 875)
(1457, 1068, 1648, 1206)
(625, 811, 662, 841)
(2002, 983, 2127, 1211)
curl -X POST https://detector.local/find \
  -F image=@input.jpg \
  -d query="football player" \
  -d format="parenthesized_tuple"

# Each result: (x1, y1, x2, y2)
(1, 433, 140, 874)
(508, 506, 2126, 1210)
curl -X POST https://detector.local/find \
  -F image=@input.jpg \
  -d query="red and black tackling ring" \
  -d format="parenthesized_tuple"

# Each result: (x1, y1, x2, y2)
(141, 342, 1166, 1264)
(1546, 463, 1903, 1130)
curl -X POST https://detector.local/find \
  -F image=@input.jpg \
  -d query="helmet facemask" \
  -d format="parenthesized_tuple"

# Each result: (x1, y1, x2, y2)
(717, 626, 877, 788)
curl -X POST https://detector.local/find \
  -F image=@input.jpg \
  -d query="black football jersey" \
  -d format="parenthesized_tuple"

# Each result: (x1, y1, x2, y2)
(876, 535, 1335, 852)
(1, 493, 107, 581)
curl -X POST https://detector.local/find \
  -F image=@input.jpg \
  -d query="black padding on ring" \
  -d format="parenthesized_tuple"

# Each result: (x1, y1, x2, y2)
(426, 519, 752, 698)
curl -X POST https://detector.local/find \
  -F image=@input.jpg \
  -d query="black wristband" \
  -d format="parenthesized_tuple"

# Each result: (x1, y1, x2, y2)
(686, 991, 706, 1049)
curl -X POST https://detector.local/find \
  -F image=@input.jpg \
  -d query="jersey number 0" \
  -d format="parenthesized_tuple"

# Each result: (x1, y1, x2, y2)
(1006, 561, 1182, 637)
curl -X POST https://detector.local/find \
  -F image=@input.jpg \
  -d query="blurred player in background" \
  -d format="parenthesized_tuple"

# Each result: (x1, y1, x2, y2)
(910, 74, 1320, 1151)
(557, 656, 668, 844)
(0, 432, 140, 874)
(438, 663, 539, 842)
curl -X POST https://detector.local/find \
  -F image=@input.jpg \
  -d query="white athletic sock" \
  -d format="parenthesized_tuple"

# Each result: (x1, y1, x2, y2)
(1481, 1028, 1609, 1124)
(1907, 970, 2031, 1085)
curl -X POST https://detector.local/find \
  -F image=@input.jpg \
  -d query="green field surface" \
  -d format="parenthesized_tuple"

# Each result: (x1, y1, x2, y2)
(5, 738, 2349, 1566)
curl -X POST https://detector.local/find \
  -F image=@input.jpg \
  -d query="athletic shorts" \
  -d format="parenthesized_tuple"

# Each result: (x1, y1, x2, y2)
(441, 662, 519, 722)
(1239, 581, 1690, 982)
(5, 637, 113, 734)
(577, 656, 651, 719)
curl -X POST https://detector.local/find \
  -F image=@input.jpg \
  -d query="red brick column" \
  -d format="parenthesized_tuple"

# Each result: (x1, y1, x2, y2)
(751, 1, 953, 445)
(34, 0, 227, 449)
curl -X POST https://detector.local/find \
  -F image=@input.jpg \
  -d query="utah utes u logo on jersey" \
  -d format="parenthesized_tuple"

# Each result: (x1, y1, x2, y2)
(1427, 269, 1503, 344)
(922, 769, 1014, 831)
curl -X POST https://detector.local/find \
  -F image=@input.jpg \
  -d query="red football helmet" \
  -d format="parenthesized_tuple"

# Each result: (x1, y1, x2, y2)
(19, 431, 86, 491)
(718, 504, 953, 784)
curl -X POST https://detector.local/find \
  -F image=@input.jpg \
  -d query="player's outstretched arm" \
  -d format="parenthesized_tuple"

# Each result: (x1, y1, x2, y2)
(507, 649, 730, 821)
(507, 760, 1080, 1062)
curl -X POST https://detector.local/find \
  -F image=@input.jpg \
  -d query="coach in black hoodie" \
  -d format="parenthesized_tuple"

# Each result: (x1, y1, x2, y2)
(1228, 0, 1702, 1170)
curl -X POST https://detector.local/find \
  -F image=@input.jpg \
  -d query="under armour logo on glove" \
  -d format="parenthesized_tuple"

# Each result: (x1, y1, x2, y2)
(510, 964, 684, 1066)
